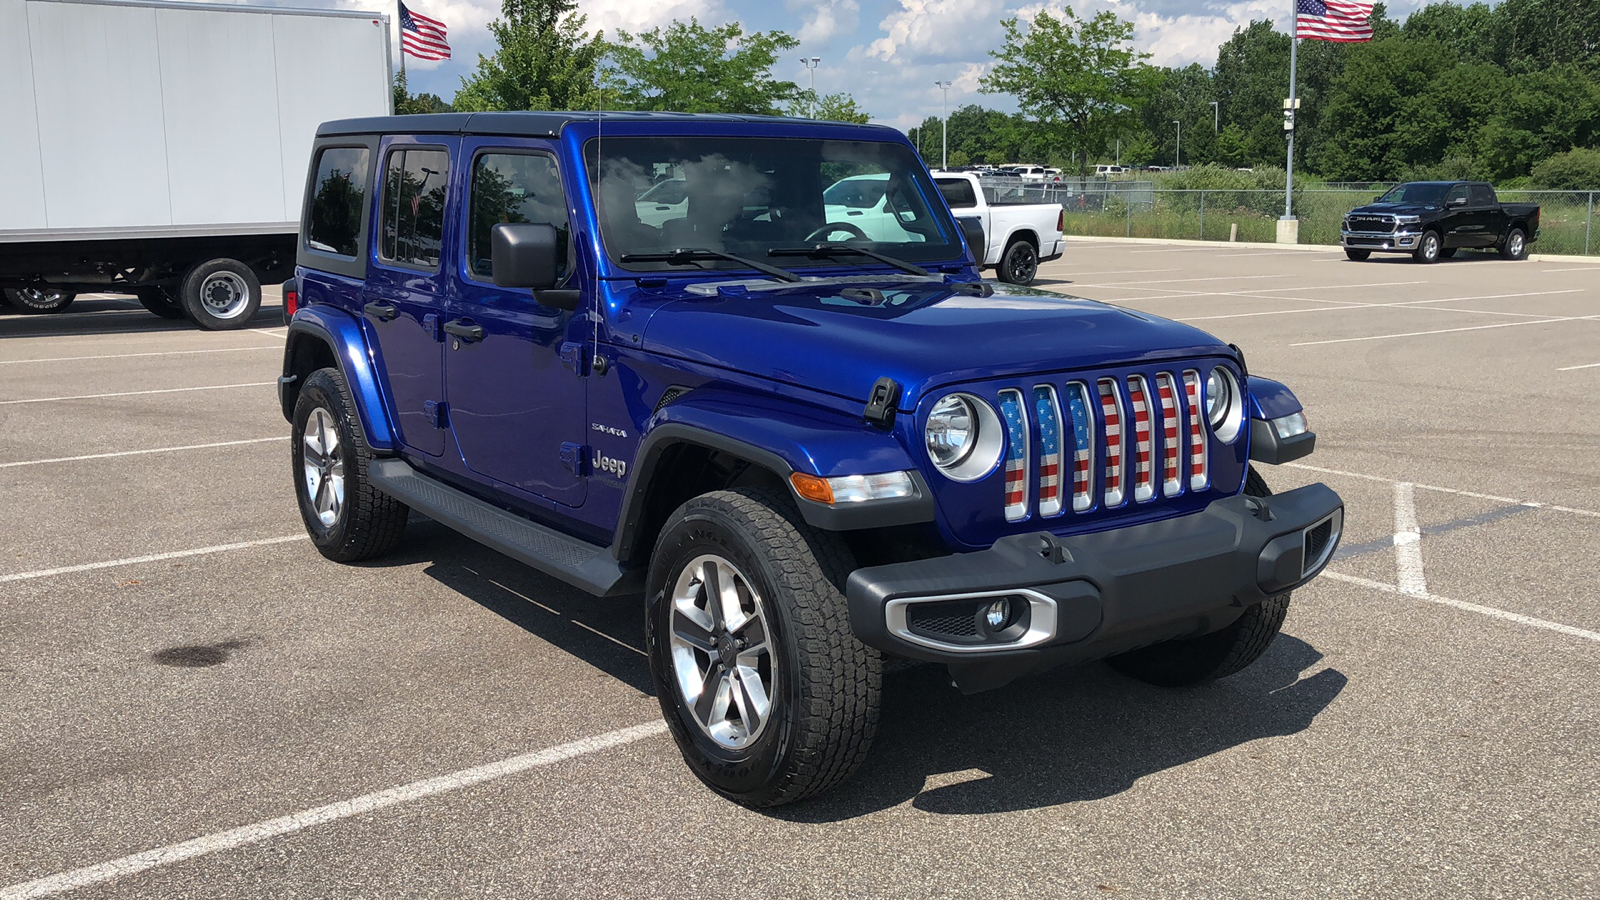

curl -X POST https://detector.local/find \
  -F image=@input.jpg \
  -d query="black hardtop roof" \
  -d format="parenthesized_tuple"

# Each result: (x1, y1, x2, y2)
(1399, 180, 1491, 186)
(316, 110, 898, 138)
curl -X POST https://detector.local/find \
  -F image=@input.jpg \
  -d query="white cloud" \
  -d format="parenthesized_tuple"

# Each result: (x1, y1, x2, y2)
(792, 0, 860, 46)
(865, 0, 1010, 63)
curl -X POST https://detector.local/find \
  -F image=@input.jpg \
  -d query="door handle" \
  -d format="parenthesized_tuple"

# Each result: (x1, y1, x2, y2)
(364, 302, 398, 322)
(443, 319, 484, 342)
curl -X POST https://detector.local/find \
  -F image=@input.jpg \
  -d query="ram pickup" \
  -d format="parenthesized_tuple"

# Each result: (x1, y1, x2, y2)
(279, 111, 1343, 807)
(932, 171, 1065, 285)
(1342, 181, 1539, 263)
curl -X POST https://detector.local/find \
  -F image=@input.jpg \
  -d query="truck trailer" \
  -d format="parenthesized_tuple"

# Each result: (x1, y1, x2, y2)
(0, 0, 391, 329)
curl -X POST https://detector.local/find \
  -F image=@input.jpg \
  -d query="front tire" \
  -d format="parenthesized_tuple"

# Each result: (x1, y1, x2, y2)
(179, 258, 261, 330)
(1106, 468, 1290, 687)
(996, 238, 1039, 285)
(1412, 231, 1442, 264)
(5, 287, 76, 314)
(291, 367, 409, 562)
(1344, 248, 1371, 261)
(646, 488, 881, 807)
(1499, 228, 1528, 260)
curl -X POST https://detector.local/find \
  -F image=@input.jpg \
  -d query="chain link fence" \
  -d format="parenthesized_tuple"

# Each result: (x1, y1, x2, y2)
(1041, 188, 1597, 256)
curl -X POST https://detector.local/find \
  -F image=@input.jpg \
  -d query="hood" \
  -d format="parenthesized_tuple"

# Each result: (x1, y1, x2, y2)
(1348, 201, 1440, 216)
(636, 280, 1231, 407)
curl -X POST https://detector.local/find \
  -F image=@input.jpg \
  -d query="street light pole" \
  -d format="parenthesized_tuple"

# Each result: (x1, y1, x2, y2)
(1173, 120, 1181, 168)
(935, 80, 952, 170)
(800, 57, 820, 118)
(1210, 101, 1219, 133)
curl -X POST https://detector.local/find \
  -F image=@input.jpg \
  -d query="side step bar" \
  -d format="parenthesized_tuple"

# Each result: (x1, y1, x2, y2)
(369, 458, 643, 598)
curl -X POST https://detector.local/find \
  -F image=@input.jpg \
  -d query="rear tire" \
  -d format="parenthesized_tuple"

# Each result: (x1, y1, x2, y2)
(1344, 249, 1370, 261)
(1412, 231, 1442, 264)
(135, 286, 188, 320)
(179, 258, 261, 330)
(1499, 228, 1528, 260)
(996, 238, 1039, 285)
(1106, 468, 1291, 687)
(646, 487, 881, 807)
(291, 367, 409, 562)
(4, 287, 76, 314)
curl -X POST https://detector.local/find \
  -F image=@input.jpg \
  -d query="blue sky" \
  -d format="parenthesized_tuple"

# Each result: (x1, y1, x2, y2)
(358, 0, 1446, 130)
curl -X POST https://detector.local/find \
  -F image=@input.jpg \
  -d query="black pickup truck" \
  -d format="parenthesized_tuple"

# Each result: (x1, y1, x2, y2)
(1341, 181, 1540, 263)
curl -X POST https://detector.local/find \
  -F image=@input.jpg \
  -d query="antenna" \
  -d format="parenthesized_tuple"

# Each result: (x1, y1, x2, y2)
(592, 90, 603, 375)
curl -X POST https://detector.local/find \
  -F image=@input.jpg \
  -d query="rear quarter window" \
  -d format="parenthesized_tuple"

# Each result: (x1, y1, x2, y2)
(936, 178, 978, 209)
(379, 147, 450, 269)
(306, 147, 371, 257)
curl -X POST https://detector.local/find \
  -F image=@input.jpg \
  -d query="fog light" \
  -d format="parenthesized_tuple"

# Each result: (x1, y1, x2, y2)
(984, 599, 1009, 629)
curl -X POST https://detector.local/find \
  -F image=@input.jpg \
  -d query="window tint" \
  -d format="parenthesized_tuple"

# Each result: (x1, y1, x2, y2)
(467, 152, 569, 282)
(1445, 184, 1469, 205)
(380, 148, 449, 268)
(306, 147, 369, 257)
(936, 178, 978, 209)
(823, 177, 889, 209)
(1469, 184, 1496, 206)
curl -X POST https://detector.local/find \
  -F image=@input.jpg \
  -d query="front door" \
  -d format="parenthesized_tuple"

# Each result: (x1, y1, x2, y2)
(361, 138, 457, 457)
(443, 141, 587, 507)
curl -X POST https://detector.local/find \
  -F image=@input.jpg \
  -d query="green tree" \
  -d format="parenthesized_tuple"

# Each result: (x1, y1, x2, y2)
(1478, 65, 1600, 179)
(1530, 147, 1600, 189)
(1137, 64, 1218, 165)
(393, 70, 453, 115)
(601, 19, 801, 114)
(454, 0, 604, 111)
(980, 6, 1155, 173)
(787, 91, 870, 123)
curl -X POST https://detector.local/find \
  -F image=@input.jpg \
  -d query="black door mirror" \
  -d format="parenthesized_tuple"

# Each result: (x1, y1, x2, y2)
(492, 222, 563, 290)
(1448, 196, 1468, 207)
(956, 215, 986, 262)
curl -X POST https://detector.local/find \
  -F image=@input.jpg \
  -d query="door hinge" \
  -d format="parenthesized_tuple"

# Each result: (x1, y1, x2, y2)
(560, 442, 591, 475)
(423, 312, 442, 342)
(424, 400, 448, 428)
(559, 342, 588, 375)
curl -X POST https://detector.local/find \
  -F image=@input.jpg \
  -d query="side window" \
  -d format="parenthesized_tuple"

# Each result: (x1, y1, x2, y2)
(379, 148, 450, 268)
(1469, 185, 1496, 207)
(936, 178, 978, 209)
(467, 152, 569, 283)
(1445, 184, 1469, 206)
(306, 147, 370, 257)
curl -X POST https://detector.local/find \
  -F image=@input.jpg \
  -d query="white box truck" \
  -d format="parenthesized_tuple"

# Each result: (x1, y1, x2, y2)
(0, 0, 391, 329)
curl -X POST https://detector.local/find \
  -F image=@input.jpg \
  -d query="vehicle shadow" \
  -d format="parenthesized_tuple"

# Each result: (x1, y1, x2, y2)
(378, 520, 1345, 818)
(0, 294, 284, 336)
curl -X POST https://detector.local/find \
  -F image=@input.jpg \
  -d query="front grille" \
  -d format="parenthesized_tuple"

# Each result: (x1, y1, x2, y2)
(1304, 519, 1333, 572)
(1347, 214, 1395, 233)
(906, 599, 982, 638)
(986, 367, 1215, 522)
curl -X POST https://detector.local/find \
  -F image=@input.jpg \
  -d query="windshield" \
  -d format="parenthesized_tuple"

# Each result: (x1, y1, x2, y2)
(1379, 183, 1450, 204)
(586, 137, 961, 272)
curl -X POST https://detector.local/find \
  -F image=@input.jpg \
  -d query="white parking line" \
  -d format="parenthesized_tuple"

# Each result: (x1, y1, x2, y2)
(1290, 314, 1600, 347)
(248, 328, 287, 340)
(1034, 267, 1181, 278)
(0, 438, 281, 469)
(0, 382, 275, 406)
(1284, 462, 1600, 520)
(0, 536, 304, 584)
(1557, 362, 1600, 371)
(1071, 273, 1296, 288)
(1323, 571, 1600, 644)
(0, 347, 280, 366)
(0, 722, 668, 900)
(1392, 483, 1427, 596)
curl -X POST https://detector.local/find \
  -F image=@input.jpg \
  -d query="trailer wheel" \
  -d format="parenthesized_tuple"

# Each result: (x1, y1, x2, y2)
(5, 288, 76, 314)
(135, 286, 188, 320)
(179, 259, 261, 330)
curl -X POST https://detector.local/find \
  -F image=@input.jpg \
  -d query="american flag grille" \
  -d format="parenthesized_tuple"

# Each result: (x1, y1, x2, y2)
(1347, 214, 1394, 233)
(992, 368, 1212, 522)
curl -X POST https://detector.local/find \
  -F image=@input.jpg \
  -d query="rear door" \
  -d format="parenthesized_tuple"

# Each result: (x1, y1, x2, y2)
(442, 139, 586, 507)
(361, 137, 457, 457)
(1469, 184, 1503, 246)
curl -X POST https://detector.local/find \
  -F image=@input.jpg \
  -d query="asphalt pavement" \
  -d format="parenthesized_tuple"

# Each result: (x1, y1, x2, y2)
(1, 249, 1596, 899)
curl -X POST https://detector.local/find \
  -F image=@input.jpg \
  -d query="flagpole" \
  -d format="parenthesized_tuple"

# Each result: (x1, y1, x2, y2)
(1283, 5, 1297, 224)
(398, 0, 406, 84)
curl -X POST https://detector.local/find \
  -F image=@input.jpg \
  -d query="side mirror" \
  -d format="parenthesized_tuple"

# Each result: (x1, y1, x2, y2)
(956, 215, 986, 262)
(1448, 196, 1468, 207)
(492, 222, 562, 290)
(1374, 195, 1384, 202)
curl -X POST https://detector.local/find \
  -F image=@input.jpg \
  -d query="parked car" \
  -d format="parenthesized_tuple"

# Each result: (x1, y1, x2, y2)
(821, 173, 929, 244)
(931, 171, 1064, 284)
(1094, 165, 1127, 176)
(1342, 181, 1540, 263)
(280, 111, 1344, 808)
(634, 177, 686, 228)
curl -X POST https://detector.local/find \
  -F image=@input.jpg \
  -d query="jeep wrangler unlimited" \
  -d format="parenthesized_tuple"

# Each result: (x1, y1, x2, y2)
(279, 112, 1344, 807)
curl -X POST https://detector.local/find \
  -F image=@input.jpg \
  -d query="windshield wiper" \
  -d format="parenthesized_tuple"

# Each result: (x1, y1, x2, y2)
(767, 244, 929, 277)
(620, 248, 801, 282)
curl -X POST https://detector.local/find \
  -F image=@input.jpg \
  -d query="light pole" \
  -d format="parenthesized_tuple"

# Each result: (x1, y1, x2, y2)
(800, 57, 820, 118)
(935, 80, 952, 170)
(1210, 101, 1219, 133)
(1173, 120, 1181, 168)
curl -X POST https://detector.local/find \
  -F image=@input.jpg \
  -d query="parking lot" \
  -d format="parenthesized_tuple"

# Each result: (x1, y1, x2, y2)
(2, 245, 1597, 899)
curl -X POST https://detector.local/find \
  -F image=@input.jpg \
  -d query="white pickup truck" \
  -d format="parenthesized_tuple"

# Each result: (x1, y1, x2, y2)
(932, 172, 1064, 285)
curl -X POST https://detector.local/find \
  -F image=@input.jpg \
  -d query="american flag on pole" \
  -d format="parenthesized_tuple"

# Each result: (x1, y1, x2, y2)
(399, 1, 450, 60)
(1295, 0, 1375, 42)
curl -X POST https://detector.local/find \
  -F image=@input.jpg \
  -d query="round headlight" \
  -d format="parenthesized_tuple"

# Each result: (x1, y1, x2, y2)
(1205, 368, 1230, 427)
(925, 395, 976, 468)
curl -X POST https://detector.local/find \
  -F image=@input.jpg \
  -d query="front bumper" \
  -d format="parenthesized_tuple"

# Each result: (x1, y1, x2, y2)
(845, 482, 1343, 691)
(1343, 229, 1420, 251)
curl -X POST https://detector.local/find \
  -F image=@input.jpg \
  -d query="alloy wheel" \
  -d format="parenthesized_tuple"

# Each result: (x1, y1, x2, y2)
(668, 554, 778, 750)
(301, 407, 346, 528)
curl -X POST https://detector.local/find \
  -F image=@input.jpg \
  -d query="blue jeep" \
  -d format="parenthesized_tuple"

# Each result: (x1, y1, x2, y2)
(279, 112, 1344, 807)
